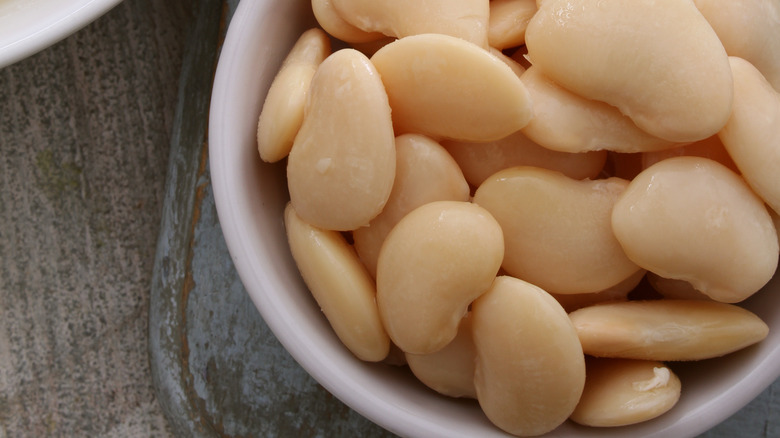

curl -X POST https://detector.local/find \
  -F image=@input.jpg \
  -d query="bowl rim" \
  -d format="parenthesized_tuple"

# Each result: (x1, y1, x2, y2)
(0, 0, 124, 69)
(208, 1, 780, 437)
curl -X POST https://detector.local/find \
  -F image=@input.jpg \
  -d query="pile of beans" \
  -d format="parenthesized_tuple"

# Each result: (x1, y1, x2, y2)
(256, 0, 780, 435)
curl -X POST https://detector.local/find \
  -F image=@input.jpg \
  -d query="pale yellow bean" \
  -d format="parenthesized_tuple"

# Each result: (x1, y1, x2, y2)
(472, 276, 585, 436)
(353, 134, 470, 278)
(488, 0, 537, 50)
(473, 166, 641, 295)
(370, 33, 533, 142)
(376, 201, 504, 354)
(570, 358, 681, 427)
(284, 203, 390, 362)
(719, 57, 780, 214)
(287, 49, 395, 231)
(257, 28, 330, 163)
(525, 0, 733, 142)
(694, 0, 780, 91)
(311, 0, 385, 43)
(519, 66, 676, 153)
(442, 130, 606, 187)
(611, 156, 778, 303)
(332, 0, 489, 48)
(568, 300, 769, 361)
(405, 313, 477, 399)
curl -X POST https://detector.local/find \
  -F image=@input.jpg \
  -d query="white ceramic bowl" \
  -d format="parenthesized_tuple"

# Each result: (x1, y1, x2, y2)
(0, 0, 123, 69)
(208, 1, 780, 436)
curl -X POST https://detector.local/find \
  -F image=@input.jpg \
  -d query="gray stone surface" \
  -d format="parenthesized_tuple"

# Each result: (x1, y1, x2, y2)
(0, 0, 189, 436)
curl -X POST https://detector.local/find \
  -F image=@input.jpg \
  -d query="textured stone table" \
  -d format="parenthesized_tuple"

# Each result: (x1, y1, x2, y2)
(1, 0, 779, 437)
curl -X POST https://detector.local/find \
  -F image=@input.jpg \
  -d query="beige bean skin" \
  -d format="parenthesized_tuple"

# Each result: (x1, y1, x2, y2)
(284, 203, 390, 362)
(568, 300, 769, 361)
(331, 0, 489, 48)
(694, 0, 780, 91)
(442, 130, 606, 187)
(287, 49, 395, 231)
(472, 276, 585, 437)
(719, 57, 780, 214)
(405, 313, 477, 399)
(570, 358, 681, 427)
(488, 0, 537, 50)
(473, 166, 641, 295)
(370, 33, 533, 142)
(519, 66, 676, 153)
(353, 134, 470, 278)
(611, 156, 778, 303)
(376, 201, 504, 355)
(311, 0, 385, 43)
(525, 0, 733, 143)
(257, 28, 331, 163)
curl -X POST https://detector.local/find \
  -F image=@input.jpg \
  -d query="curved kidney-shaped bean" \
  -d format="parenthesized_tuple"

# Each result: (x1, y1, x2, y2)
(287, 48, 395, 231)
(612, 156, 778, 303)
(472, 276, 585, 436)
(569, 300, 769, 361)
(525, 0, 733, 143)
(719, 57, 780, 214)
(519, 66, 676, 153)
(257, 28, 331, 163)
(371, 33, 533, 142)
(473, 166, 641, 295)
(284, 203, 390, 362)
(570, 357, 681, 427)
(376, 201, 504, 355)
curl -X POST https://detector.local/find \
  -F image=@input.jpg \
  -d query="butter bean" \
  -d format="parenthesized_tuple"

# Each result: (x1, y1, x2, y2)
(332, 0, 489, 48)
(376, 201, 504, 354)
(472, 276, 585, 436)
(718, 57, 780, 214)
(694, 0, 780, 91)
(405, 313, 477, 399)
(519, 66, 676, 153)
(284, 203, 390, 362)
(257, 28, 331, 163)
(568, 300, 769, 361)
(570, 358, 681, 427)
(442, 130, 606, 187)
(353, 134, 470, 278)
(311, 0, 384, 43)
(525, 0, 733, 142)
(611, 156, 778, 303)
(488, 0, 537, 50)
(473, 166, 641, 295)
(287, 49, 395, 231)
(370, 33, 533, 142)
